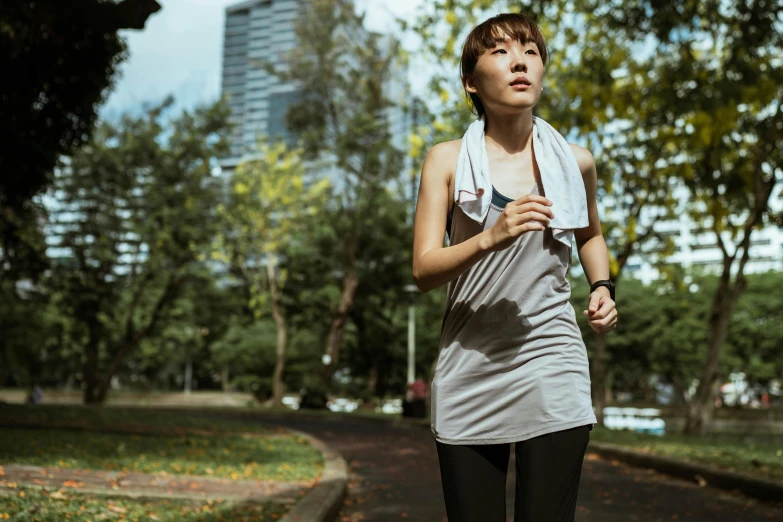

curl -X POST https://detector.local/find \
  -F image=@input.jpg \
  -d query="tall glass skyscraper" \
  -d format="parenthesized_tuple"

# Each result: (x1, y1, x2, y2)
(221, 0, 305, 163)
(220, 0, 411, 167)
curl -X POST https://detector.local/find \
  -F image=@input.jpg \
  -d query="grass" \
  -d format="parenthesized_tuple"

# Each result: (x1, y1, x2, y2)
(0, 402, 406, 432)
(0, 428, 322, 482)
(0, 486, 289, 521)
(7, 401, 779, 484)
(0, 404, 282, 436)
(590, 426, 783, 482)
(0, 389, 259, 409)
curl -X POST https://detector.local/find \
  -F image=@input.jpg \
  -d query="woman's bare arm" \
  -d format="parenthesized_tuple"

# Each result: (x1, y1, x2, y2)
(411, 142, 497, 292)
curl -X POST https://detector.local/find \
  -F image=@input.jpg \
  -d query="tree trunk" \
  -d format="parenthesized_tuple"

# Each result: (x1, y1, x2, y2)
(354, 312, 377, 409)
(83, 319, 101, 404)
(184, 345, 192, 394)
(671, 374, 688, 409)
(221, 366, 230, 392)
(684, 154, 774, 434)
(366, 363, 378, 399)
(267, 256, 287, 407)
(684, 268, 741, 435)
(92, 275, 181, 404)
(0, 324, 8, 388)
(590, 333, 607, 426)
(322, 266, 359, 389)
(642, 376, 655, 403)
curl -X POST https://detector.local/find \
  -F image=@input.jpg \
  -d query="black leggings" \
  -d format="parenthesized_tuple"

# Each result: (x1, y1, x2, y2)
(435, 424, 592, 522)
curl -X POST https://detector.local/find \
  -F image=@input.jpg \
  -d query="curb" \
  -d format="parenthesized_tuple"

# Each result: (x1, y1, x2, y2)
(2, 420, 349, 520)
(278, 429, 348, 522)
(586, 441, 783, 502)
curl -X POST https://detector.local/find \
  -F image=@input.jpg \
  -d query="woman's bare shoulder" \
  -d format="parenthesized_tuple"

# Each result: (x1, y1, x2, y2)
(567, 143, 595, 176)
(424, 139, 462, 185)
(426, 139, 462, 165)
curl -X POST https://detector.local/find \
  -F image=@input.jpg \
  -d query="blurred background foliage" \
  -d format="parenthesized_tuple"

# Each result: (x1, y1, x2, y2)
(0, 0, 781, 437)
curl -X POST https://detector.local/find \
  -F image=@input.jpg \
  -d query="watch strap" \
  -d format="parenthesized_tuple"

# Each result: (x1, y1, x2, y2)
(590, 279, 615, 300)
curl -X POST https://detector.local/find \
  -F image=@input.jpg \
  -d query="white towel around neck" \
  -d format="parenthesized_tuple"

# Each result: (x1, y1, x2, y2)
(454, 116, 589, 247)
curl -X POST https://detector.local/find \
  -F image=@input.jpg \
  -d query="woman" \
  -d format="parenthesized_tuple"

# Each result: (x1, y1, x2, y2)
(412, 13, 618, 522)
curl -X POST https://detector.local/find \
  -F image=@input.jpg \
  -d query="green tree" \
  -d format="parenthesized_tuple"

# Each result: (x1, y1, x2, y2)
(344, 188, 416, 401)
(725, 271, 783, 392)
(590, 0, 783, 434)
(268, 0, 406, 390)
(0, 0, 161, 282)
(215, 138, 330, 406)
(48, 98, 231, 403)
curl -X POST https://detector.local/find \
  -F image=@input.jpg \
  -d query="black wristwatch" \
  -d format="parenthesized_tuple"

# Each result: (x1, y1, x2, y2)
(590, 279, 615, 301)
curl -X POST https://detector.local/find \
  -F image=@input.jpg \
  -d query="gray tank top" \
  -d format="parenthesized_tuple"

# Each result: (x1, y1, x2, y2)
(431, 181, 596, 445)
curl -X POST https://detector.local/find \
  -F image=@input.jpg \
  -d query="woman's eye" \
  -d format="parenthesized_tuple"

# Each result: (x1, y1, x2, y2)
(492, 49, 506, 54)
(526, 50, 537, 55)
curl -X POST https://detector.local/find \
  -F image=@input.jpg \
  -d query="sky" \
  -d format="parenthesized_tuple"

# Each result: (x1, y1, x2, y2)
(101, 0, 425, 119)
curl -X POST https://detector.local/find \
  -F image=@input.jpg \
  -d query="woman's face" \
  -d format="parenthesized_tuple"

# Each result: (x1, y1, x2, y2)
(465, 32, 545, 117)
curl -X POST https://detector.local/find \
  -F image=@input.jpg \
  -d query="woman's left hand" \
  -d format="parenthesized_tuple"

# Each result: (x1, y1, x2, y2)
(583, 288, 617, 334)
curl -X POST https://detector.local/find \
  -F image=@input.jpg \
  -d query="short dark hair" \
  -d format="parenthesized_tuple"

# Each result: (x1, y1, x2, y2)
(460, 13, 549, 119)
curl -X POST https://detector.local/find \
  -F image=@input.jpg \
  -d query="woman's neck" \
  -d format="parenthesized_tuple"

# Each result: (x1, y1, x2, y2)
(483, 110, 534, 156)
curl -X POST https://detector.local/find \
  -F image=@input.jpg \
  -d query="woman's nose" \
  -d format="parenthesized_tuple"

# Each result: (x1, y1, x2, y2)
(512, 53, 527, 71)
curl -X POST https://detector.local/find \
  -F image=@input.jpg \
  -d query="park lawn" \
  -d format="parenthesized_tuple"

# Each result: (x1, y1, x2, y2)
(590, 426, 783, 482)
(0, 428, 323, 482)
(0, 486, 289, 522)
(0, 404, 281, 436)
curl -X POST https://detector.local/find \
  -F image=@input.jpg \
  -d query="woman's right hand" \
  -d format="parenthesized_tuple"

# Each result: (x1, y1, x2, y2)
(486, 194, 554, 251)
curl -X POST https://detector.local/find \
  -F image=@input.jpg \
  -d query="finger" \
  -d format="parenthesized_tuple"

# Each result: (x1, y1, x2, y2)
(502, 208, 551, 228)
(601, 320, 617, 333)
(588, 293, 602, 313)
(515, 210, 552, 226)
(596, 299, 615, 317)
(515, 202, 555, 219)
(514, 194, 552, 207)
(593, 309, 618, 328)
(510, 221, 546, 236)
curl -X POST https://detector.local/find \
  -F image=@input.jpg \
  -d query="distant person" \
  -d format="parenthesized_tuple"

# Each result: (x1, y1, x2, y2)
(411, 13, 617, 522)
(408, 378, 428, 400)
(26, 385, 43, 405)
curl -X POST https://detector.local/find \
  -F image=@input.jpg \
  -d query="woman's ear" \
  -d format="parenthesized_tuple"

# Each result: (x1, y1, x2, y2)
(463, 74, 478, 95)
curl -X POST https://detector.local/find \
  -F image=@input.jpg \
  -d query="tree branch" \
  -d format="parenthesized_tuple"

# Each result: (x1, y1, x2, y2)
(97, 273, 182, 400)
(124, 269, 156, 342)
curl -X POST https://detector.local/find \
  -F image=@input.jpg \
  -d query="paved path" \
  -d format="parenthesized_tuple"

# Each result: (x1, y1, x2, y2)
(243, 412, 783, 522)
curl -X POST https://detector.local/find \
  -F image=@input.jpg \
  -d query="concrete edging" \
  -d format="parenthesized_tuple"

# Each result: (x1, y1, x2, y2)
(587, 441, 783, 502)
(279, 429, 348, 522)
(2, 419, 349, 520)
